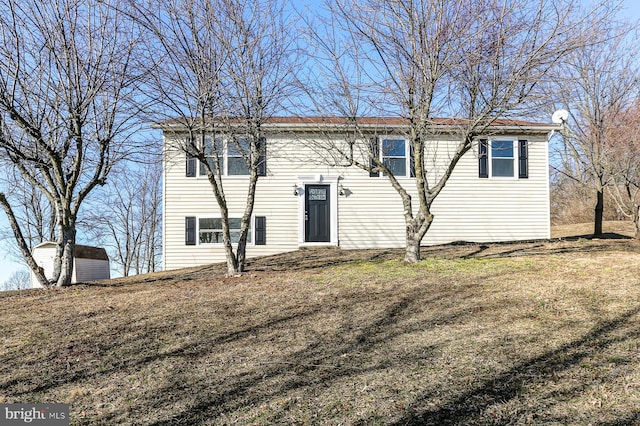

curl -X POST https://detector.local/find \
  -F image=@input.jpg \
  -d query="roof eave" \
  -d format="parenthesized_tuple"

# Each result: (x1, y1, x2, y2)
(153, 119, 559, 136)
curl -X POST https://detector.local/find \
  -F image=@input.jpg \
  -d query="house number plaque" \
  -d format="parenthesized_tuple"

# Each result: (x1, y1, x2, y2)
(308, 188, 327, 201)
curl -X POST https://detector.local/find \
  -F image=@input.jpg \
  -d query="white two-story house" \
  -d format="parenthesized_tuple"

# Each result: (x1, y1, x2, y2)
(158, 117, 555, 271)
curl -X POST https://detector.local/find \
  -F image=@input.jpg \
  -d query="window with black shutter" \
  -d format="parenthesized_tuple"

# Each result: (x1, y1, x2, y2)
(369, 137, 380, 177)
(185, 217, 196, 245)
(186, 154, 196, 177)
(478, 139, 488, 178)
(518, 140, 528, 179)
(257, 137, 267, 177)
(478, 138, 529, 179)
(409, 143, 416, 178)
(255, 216, 266, 245)
(186, 137, 197, 177)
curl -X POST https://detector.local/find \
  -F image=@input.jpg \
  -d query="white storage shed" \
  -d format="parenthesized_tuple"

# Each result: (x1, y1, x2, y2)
(30, 242, 111, 288)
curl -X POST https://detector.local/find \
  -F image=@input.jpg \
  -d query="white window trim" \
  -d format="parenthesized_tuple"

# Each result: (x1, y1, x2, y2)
(296, 175, 339, 246)
(196, 215, 254, 246)
(488, 137, 519, 180)
(379, 136, 411, 178)
(197, 136, 250, 179)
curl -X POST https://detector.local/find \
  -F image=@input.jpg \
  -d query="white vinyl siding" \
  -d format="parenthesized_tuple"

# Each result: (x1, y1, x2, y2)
(162, 131, 550, 270)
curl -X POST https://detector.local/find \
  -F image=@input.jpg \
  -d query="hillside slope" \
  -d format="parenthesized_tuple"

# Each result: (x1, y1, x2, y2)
(2, 234, 640, 424)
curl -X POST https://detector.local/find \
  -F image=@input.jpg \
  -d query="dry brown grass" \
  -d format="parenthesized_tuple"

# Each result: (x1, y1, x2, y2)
(551, 220, 636, 239)
(2, 222, 640, 425)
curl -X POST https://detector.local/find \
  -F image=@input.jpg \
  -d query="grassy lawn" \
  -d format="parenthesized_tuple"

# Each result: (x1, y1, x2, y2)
(2, 223, 640, 425)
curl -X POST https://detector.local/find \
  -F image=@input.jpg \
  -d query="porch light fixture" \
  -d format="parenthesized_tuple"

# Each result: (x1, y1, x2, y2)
(293, 184, 300, 196)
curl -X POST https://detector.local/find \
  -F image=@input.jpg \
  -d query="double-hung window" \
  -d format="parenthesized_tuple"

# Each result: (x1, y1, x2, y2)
(491, 140, 515, 177)
(382, 139, 407, 177)
(478, 138, 528, 179)
(370, 137, 414, 178)
(199, 137, 224, 176)
(227, 137, 250, 175)
(200, 137, 249, 177)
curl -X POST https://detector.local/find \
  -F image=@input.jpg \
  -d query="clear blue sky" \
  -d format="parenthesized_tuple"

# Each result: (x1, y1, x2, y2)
(1, 0, 639, 287)
(614, 0, 640, 25)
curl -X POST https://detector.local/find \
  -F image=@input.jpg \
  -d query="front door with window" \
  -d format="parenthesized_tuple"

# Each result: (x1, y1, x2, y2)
(305, 184, 331, 242)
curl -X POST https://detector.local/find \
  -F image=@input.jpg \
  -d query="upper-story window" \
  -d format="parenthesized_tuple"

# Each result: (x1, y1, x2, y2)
(186, 135, 266, 177)
(382, 139, 407, 177)
(227, 137, 250, 175)
(370, 137, 414, 178)
(478, 138, 528, 179)
(199, 137, 224, 176)
(199, 137, 249, 176)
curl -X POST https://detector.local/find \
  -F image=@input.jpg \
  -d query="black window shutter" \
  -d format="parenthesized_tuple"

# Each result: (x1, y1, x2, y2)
(257, 137, 267, 176)
(255, 216, 266, 245)
(186, 154, 196, 177)
(369, 137, 379, 177)
(185, 217, 196, 245)
(478, 139, 488, 178)
(518, 140, 528, 179)
(409, 142, 416, 178)
(186, 137, 197, 177)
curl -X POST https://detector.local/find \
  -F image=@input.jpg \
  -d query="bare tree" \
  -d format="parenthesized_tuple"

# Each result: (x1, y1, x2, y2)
(0, 169, 56, 263)
(2, 270, 30, 291)
(606, 100, 640, 238)
(137, 0, 299, 275)
(306, 0, 608, 262)
(549, 19, 638, 236)
(0, 0, 146, 287)
(86, 161, 162, 276)
(550, 174, 599, 225)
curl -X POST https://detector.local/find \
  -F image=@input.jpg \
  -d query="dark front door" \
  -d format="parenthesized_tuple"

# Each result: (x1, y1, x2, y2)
(305, 184, 330, 242)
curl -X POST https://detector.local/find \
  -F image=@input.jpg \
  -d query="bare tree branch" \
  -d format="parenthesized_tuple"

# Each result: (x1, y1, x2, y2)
(304, 0, 610, 262)
(0, 0, 146, 286)
(138, 0, 300, 275)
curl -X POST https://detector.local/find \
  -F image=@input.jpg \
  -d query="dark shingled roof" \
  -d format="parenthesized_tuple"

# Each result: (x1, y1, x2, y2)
(75, 245, 109, 261)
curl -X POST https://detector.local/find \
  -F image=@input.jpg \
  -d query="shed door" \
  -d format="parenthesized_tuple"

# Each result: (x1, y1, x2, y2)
(305, 184, 330, 242)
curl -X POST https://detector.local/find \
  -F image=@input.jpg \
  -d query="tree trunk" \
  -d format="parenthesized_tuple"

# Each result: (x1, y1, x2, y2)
(216, 199, 241, 276)
(634, 206, 640, 240)
(404, 233, 421, 263)
(403, 214, 433, 263)
(225, 250, 240, 276)
(594, 188, 604, 236)
(55, 225, 76, 287)
(235, 158, 260, 273)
